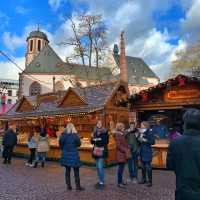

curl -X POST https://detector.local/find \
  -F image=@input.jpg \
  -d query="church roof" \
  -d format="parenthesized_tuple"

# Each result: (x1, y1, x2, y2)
(25, 44, 63, 73)
(24, 44, 114, 82)
(27, 30, 49, 42)
(113, 54, 159, 84)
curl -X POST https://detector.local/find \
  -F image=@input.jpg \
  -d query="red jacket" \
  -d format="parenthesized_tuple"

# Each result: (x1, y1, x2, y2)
(114, 131, 130, 163)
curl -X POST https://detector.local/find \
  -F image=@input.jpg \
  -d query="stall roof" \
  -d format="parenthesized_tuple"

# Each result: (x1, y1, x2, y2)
(129, 75, 200, 110)
(0, 81, 124, 120)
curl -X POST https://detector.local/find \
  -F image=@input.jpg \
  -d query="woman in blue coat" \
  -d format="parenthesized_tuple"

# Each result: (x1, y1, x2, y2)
(59, 123, 84, 191)
(138, 121, 155, 187)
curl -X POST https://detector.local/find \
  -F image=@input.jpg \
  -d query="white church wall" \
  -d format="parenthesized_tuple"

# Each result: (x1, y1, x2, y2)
(21, 74, 90, 96)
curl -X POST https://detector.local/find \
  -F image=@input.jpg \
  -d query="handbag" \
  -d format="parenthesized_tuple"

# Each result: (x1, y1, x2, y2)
(93, 146, 104, 157)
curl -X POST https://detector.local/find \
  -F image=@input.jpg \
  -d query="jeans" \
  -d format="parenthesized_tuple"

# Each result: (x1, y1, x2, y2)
(2, 146, 14, 163)
(117, 162, 125, 184)
(128, 151, 138, 179)
(96, 158, 105, 184)
(65, 166, 81, 188)
(141, 161, 152, 183)
(36, 152, 47, 162)
(28, 148, 36, 164)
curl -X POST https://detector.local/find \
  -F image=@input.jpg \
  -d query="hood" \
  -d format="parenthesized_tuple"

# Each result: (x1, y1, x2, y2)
(183, 109, 200, 136)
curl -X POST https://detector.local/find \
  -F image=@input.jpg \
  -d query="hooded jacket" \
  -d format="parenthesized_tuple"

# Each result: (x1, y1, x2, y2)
(167, 109, 200, 200)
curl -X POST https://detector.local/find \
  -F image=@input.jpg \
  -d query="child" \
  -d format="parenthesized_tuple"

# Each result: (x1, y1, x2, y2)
(26, 131, 37, 167)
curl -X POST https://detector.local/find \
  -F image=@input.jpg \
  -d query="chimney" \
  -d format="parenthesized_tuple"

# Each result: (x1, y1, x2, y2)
(53, 76, 56, 93)
(119, 31, 128, 83)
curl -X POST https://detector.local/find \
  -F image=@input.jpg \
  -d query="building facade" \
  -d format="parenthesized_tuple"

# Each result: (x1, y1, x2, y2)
(105, 44, 160, 94)
(19, 29, 159, 97)
(0, 79, 19, 114)
(19, 30, 114, 97)
(0, 79, 19, 105)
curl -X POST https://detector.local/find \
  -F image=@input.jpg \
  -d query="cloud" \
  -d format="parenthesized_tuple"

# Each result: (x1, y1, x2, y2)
(181, 0, 200, 42)
(2, 32, 25, 51)
(2, 0, 195, 82)
(2, 25, 40, 51)
(0, 57, 25, 80)
(16, 6, 29, 15)
(150, 39, 187, 81)
(48, 0, 66, 11)
(0, 11, 10, 29)
(78, 0, 182, 80)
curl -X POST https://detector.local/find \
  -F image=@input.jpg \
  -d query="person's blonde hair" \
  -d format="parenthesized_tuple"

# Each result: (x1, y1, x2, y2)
(141, 121, 150, 129)
(116, 122, 125, 131)
(65, 123, 77, 134)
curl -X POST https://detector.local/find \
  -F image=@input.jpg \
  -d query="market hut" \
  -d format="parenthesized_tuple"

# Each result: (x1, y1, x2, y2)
(0, 81, 129, 165)
(129, 74, 200, 168)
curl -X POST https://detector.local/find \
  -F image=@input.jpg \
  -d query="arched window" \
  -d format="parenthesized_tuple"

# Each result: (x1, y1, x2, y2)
(29, 81, 41, 96)
(38, 40, 41, 51)
(30, 40, 33, 52)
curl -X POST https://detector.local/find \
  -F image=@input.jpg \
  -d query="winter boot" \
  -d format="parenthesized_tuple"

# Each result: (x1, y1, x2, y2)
(146, 169, 152, 187)
(33, 162, 38, 168)
(139, 168, 146, 184)
(75, 173, 84, 191)
(65, 174, 72, 191)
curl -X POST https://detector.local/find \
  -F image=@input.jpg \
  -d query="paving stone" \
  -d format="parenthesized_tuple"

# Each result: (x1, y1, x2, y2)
(0, 158, 175, 200)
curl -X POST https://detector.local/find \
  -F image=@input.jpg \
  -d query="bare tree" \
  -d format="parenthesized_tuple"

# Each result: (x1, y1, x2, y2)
(59, 14, 108, 67)
(172, 40, 200, 77)
(92, 25, 108, 67)
(78, 14, 103, 67)
(58, 17, 87, 66)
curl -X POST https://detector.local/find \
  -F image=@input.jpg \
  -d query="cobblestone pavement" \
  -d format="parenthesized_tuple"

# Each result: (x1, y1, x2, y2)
(0, 158, 175, 200)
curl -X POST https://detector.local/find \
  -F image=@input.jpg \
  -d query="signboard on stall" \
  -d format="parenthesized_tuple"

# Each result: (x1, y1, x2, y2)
(164, 86, 200, 102)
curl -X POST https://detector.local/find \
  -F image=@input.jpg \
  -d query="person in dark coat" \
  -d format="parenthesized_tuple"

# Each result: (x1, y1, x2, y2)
(125, 122, 140, 183)
(138, 121, 155, 187)
(167, 109, 200, 200)
(91, 121, 109, 189)
(2, 124, 17, 164)
(114, 122, 131, 188)
(59, 123, 84, 191)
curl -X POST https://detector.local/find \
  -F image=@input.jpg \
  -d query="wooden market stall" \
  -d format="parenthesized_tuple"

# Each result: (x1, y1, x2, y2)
(0, 81, 129, 165)
(129, 75, 200, 168)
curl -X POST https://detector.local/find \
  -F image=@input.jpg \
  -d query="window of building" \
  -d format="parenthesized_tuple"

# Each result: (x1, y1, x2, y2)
(8, 90, 12, 96)
(30, 40, 33, 52)
(7, 99, 12, 104)
(29, 82, 41, 96)
(38, 40, 41, 51)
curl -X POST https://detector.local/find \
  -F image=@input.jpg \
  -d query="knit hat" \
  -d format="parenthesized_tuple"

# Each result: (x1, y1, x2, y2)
(183, 108, 200, 131)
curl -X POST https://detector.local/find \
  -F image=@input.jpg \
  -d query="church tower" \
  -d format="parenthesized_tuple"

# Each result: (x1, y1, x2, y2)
(25, 28, 49, 66)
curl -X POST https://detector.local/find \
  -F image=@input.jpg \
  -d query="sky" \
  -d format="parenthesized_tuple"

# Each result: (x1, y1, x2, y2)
(0, 0, 200, 81)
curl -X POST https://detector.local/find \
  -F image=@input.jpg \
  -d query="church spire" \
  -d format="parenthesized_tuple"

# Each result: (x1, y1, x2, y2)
(119, 31, 128, 83)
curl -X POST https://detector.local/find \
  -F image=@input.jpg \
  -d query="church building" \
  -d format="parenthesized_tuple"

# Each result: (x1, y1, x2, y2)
(18, 29, 159, 98)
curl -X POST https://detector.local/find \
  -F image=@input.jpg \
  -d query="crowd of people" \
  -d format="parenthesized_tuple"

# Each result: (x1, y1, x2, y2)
(1, 108, 200, 199)
(0, 119, 156, 191)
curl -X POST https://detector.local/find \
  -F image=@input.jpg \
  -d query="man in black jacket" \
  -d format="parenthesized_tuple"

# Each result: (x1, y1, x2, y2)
(166, 109, 200, 200)
(2, 124, 17, 164)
